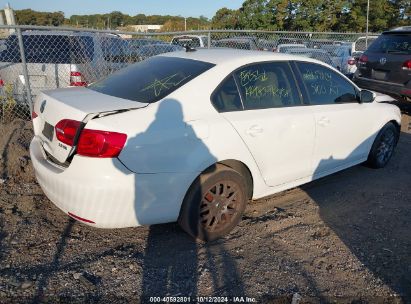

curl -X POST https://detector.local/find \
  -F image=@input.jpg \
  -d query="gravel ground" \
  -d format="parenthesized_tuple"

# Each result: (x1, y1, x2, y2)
(0, 104, 410, 303)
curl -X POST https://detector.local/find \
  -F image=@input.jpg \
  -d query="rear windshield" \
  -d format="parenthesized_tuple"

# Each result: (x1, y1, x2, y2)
(0, 34, 94, 63)
(367, 34, 411, 54)
(88, 56, 215, 103)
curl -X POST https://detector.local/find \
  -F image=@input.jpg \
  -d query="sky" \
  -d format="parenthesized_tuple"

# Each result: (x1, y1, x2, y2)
(2, 0, 244, 19)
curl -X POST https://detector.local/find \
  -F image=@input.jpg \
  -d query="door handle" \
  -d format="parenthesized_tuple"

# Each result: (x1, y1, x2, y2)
(317, 117, 330, 126)
(246, 125, 263, 137)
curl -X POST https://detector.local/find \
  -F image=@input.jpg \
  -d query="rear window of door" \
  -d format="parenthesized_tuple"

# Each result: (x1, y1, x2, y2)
(295, 62, 358, 105)
(234, 62, 301, 110)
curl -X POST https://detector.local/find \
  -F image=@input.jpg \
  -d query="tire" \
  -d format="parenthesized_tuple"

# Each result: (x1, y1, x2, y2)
(178, 164, 248, 242)
(366, 122, 399, 168)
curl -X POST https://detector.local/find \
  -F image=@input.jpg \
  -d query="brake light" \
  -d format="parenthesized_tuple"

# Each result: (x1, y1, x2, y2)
(0, 79, 4, 87)
(77, 129, 127, 158)
(55, 119, 81, 146)
(347, 59, 356, 65)
(359, 54, 368, 63)
(70, 71, 87, 87)
(402, 60, 411, 70)
(31, 111, 38, 119)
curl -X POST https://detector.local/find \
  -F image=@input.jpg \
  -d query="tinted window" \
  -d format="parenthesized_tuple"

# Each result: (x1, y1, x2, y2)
(296, 62, 357, 105)
(212, 75, 242, 112)
(89, 56, 214, 103)
(0, 35, 94, 63)
(367, 34, 411, 54)
(234, 62, 301, 110)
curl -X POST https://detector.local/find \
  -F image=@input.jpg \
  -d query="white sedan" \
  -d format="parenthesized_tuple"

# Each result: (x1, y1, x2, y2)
(30, 49, 401, 241)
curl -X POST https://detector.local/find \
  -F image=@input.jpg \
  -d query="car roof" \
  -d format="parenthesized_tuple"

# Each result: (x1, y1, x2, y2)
(172, 35, 207, 39)
(160, 48, 331, 66)
(383, 27, 411, 34)
(20, 30, 120, 38)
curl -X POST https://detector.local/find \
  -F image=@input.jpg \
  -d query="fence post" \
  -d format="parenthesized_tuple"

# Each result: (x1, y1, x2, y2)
(16, 27, 33, 116)
(208, 31, 211, 49)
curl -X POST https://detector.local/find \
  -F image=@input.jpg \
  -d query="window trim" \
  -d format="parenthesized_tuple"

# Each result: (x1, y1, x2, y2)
(210, 60, 304, 113)
(293, 61, 360, 106)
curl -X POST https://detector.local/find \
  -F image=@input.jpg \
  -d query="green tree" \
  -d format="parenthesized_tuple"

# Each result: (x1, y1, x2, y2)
(212, 7, 240, 29)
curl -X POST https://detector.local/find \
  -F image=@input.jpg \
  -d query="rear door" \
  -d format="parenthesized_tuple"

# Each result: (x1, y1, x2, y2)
(219, 62, 316, 187)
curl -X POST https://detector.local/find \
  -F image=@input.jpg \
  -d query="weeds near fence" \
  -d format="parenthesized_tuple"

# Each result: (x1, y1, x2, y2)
(1, 83, 17, 123)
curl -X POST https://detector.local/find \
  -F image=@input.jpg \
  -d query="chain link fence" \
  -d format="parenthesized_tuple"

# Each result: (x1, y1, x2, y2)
(0, 25, 379, 123)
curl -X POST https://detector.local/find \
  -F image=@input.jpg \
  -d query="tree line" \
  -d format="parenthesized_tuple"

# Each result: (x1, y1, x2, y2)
(212, 0, 411, 32)
(5, 0, 411, 32)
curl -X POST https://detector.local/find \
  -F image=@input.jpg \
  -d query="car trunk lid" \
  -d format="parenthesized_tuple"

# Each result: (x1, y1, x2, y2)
(33, 87, 148, 164)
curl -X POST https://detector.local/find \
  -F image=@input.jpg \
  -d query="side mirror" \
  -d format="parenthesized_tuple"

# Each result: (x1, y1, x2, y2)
(359, 89, 376, 103)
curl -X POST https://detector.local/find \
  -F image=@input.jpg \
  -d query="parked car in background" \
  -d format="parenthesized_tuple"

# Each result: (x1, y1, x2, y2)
(285, 48, 335, 67)
(30, 49, 401, 241)
(127, 38, 164, 53)
(136, 43, 184, 61)
(277, 44, 307, 53)
(305, 39, 344, 49)
(213, 38, 260, 50)
(171, 35, 208, 48)
(331, 45, 358, 78)
(353, 28, 411, 101)
(258, 39, 277, 51)
(0, 30, 133, 102)
(351, 36, 379, 53)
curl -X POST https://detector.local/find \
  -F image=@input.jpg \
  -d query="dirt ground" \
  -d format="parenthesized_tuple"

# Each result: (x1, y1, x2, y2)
(0, 103, 410, 304)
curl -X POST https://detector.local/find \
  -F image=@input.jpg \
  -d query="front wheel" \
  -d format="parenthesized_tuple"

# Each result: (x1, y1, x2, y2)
(178, 164, 248, 242)
(366, 122, 399, 168)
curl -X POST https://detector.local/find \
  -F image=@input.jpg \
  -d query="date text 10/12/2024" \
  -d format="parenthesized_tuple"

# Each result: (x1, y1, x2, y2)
(148, 296, 257, 303)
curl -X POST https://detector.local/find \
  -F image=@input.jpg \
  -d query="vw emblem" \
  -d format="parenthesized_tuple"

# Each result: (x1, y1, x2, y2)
(379, 57, 387, 65)
(40, 100, 47, 113)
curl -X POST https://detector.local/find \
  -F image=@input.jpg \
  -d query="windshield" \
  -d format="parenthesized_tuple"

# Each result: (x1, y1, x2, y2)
(367, 34, 411, 54)
(88, 56, 215, 103)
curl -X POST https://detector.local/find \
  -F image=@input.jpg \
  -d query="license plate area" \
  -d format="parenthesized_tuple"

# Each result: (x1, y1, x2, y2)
(372, 70, 387, 80)
(42, 122, 54, 141)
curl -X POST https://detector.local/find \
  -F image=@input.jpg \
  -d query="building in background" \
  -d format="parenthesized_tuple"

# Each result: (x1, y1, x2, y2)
(128, 25, 163, 33)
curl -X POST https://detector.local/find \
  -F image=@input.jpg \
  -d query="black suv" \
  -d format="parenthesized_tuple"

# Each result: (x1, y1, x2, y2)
(353, 27, 411, 101)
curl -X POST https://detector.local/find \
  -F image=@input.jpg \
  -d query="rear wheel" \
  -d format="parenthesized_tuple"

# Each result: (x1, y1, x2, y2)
(366, 122, 399, 168)
(178, 164, 247, 242)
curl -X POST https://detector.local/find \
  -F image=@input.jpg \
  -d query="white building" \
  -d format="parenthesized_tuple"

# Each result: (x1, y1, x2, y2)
(129, 25, 163, 33)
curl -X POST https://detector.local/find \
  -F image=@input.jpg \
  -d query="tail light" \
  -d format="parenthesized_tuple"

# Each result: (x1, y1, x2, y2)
(31, 111, 38, 119)
(55, 119, 127, 158)
(347, 58, 356, 65)
(55, 119, 82, 146)
(70, 71, 87, 87)
(402, 60, 411, 70)
(77, 129, 127, 158)
(0, 79, 4, 87)
(359, 54, 368, 63)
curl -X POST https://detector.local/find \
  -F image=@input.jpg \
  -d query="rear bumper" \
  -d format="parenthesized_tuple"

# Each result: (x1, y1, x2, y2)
(30, 136, 193, 228)
(353, 76, 411, 99)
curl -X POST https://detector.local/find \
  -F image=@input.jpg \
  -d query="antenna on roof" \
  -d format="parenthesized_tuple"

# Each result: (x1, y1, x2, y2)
(184, 44, 196, 52)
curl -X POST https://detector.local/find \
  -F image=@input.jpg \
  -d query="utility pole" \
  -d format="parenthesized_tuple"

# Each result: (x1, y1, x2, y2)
(184, 17, 187, 31)
(366, 0, 370, 48)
